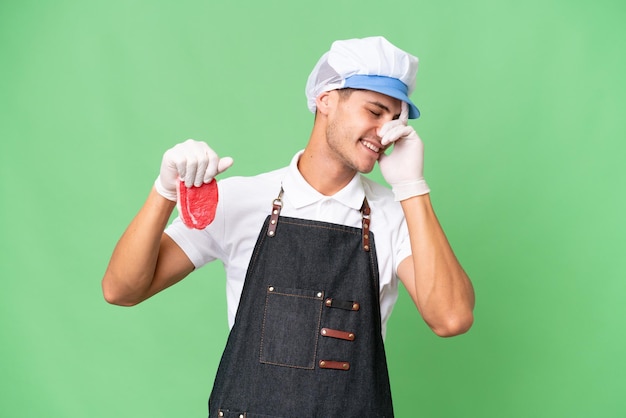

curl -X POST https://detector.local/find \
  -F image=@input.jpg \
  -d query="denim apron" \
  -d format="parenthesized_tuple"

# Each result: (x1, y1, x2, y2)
(208, 189, 394, 417)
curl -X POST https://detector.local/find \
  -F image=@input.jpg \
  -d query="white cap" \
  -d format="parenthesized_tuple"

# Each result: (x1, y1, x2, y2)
(305, 36, 420, 119)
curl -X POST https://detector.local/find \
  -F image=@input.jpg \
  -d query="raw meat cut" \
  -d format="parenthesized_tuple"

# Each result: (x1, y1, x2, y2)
(178, 179, 218, 229)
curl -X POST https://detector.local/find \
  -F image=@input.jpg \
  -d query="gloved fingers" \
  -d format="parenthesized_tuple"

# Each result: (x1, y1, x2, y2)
(173, 140, 209, 187)
(193, 149, 211, 187)
(191, 141, 218, 187)
(163, 139, 232, 188)
(181, 158, 195, 187)
(166, 147, 189, 186)
(198, 156, 233, 183)
(378, 102, 410, 144)
(378, 119, 402, 140)
(397, 133, 425, 154)
(400, 101, 409, 125)
(217, 157, 234, 174)
(178, 143, 203, 187)
(381, 124, 414, 146)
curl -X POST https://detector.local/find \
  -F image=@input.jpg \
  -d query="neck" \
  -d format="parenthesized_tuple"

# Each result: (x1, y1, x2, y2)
(298, 123, 356, 196)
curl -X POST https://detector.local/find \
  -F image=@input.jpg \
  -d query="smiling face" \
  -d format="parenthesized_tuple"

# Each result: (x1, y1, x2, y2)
(323, 89, 403, 174)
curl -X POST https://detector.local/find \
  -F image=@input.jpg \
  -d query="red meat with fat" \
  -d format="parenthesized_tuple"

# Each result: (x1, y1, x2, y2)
(178, 179, 219, 229)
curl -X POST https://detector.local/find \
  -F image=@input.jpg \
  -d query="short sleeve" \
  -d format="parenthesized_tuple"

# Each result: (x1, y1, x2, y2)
(164, 196, 227, 268)
(394, 217, 412, 276)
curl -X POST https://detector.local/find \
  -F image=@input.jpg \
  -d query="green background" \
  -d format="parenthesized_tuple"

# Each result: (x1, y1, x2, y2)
(2, 0, 625, 417)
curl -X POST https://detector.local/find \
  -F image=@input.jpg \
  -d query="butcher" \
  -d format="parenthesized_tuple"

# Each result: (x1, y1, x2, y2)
(102, 36, 475, 417)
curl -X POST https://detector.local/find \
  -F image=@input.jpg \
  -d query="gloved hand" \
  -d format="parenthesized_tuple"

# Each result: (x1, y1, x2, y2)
(154, 139, 234, 201)
(378, 102, 430, 201)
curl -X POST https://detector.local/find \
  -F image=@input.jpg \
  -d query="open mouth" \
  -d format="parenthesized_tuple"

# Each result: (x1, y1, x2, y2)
(361, 139, 382, 154)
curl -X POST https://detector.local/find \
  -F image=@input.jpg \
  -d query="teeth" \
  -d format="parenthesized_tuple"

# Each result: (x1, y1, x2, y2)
(362, 140, 380, 153)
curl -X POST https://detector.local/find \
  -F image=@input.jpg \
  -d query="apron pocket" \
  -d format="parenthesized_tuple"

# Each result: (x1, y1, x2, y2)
(259, 286, 324, 369)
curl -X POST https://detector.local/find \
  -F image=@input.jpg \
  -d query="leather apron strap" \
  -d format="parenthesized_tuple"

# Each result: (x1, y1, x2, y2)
(268, 187, 372, 252)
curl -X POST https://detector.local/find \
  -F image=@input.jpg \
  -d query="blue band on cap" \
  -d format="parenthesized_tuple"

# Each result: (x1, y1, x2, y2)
(344, 74, 409, 95)
(343, 74, 420, 119)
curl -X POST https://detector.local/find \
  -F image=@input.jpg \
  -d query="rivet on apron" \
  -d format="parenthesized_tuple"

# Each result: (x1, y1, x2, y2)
(316, 292, 323, 298)
(218, 412, 224, 417)
(267, 188, 284, 237)
(268, 286, 274, 292)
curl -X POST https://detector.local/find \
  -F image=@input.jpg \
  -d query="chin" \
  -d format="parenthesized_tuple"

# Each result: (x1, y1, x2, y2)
(357, 163, 376, 174)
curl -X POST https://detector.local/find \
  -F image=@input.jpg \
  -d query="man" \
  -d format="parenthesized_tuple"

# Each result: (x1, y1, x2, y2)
(102, 36, 475, 417)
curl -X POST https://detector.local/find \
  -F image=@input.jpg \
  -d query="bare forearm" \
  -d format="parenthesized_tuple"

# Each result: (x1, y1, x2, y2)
(400, 194, 475, 336)
(102, 188, 177, 305)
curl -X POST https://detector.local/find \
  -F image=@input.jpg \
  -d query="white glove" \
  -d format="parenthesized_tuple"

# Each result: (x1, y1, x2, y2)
(154, 139, 234, 201)
(378, 102, 430, 201)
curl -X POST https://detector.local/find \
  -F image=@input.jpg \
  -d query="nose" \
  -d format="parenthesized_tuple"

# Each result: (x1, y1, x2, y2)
(375, 124, 383, 139)
(375, 116, 395, 138)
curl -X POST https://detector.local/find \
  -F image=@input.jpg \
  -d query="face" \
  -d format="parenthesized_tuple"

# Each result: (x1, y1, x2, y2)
(323, 89, 402, 174)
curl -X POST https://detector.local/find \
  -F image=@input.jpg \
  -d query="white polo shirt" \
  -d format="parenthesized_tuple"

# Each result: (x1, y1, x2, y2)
(165, 151, 412, 338)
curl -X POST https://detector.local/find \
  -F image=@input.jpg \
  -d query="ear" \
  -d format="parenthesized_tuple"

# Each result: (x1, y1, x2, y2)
(315, 90, 335, 116)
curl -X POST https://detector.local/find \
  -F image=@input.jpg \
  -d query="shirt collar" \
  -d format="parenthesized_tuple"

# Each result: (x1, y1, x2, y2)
(282, 150, 366, 211)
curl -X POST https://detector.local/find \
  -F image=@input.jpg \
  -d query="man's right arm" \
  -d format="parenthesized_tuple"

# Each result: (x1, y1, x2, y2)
(101, 139, 233, 306)
(101, 187, 195, 306)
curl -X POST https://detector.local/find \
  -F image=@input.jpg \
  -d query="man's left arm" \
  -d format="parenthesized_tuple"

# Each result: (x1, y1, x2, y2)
(378, 102, 474, 337)
(397, 194, 475, 337)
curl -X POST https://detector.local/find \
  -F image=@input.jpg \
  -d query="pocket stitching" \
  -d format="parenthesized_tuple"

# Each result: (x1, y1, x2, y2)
(259, 287, 324, 369)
